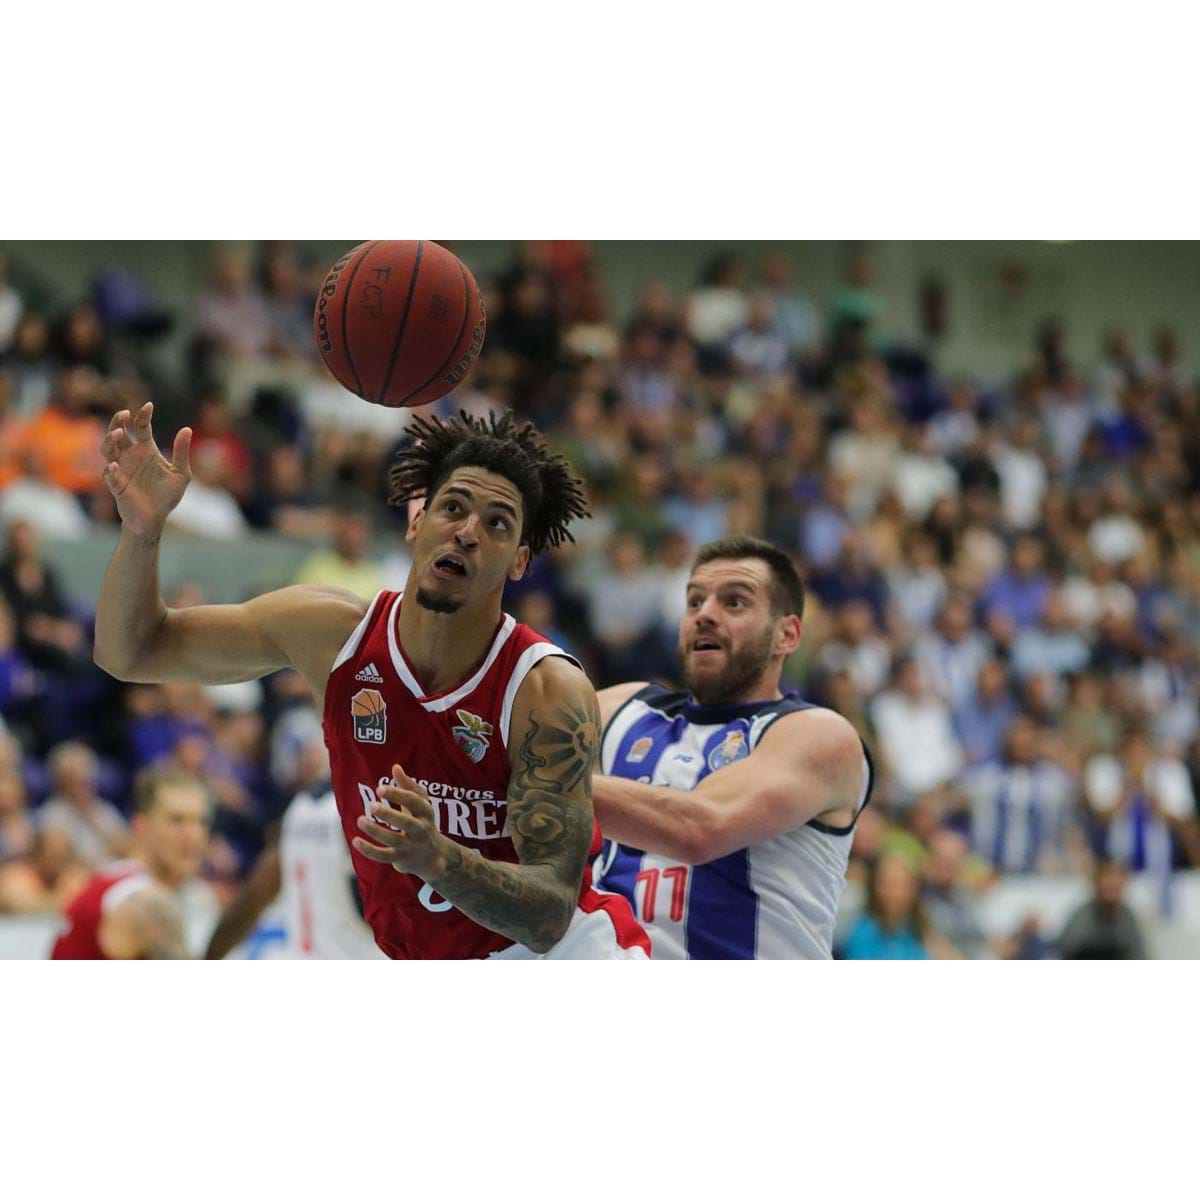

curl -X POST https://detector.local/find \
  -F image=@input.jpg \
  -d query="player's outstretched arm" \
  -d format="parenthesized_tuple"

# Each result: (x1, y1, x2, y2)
(94, 401, 367, 690)
(354, 657, 598, 954)
(100, 885, 190, 959)
(593, 708, 867, 866)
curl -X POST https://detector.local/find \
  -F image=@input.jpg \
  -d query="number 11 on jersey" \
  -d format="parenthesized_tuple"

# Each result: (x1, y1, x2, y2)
(634, 866, 688, 923)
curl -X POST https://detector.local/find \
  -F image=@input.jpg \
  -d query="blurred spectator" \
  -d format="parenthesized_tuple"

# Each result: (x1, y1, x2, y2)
(0, 254, 22, 354)
(0, 520, 88, 672)
(727, 294, 789, 377)
(38, 742, 130, 871)
(0, 827, 88, 914)
(586, 533, 666, 682)
(828, 391, 899, 523)
(869, 656, 963, 803)
(890, 422, 958, 521)
(293, 510, 384, 598)
(0, 370, 29, 490)
(684, 254, 748, 352)
(20, 365, 106, 496)
(890, 530, 950, 633)
(188, 392, 253, 502)
(164, 446, 249, 540)
(952, 658, 1020, 767)
(759, 253, 821, 359)
(193, 252, 273, 359)
(980, 535, 1051, 637)
(1010, 588, 1090, 681)
(841, 852, 953, 959)
(1059, 858, 1146, 959)
(920, 829, 990, 958)
(245, 444, 335, 537)
(1084, 728, 1200, 874)
(963, 716, 1081, 875)
(0, 769, 34, 862)
(4, 312, 55, 416)
(992, 416, 1047, 531)
(662, 466, 728, 549)
(816, 600, 891, 698)
(915, 593, 992, 710)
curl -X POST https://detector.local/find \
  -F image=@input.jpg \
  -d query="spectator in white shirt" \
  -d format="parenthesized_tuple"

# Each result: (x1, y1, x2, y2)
(869, 655, 964, 805)
(1084, 728, 1200, 874)
(991, 416, 1047, 532)
(890, 422, 959, 522)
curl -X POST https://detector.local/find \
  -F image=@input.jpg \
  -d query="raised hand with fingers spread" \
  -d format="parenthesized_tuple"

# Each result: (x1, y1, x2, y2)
(100, 401, 193, 537)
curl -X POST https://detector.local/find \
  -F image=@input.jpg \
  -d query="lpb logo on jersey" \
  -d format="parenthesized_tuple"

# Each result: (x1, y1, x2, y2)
(351, 688, 387, 745)
(452, 709, 492, 763)
(707, 728, 748, 772)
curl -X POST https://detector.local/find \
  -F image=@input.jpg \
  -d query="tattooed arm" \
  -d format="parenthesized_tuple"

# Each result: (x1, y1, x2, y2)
(353, 656, 598, 953)
(99, 884, 190, 959)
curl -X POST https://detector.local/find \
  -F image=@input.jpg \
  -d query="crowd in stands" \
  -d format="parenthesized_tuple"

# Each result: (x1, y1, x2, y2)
(0, 240, 1197, 959)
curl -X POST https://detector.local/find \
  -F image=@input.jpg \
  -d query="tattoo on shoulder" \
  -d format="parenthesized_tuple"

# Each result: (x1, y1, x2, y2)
(128, 889, 188, 959)
(508, 693, 600, 872)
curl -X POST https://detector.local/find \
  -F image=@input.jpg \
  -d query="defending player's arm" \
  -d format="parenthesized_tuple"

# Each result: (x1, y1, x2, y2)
(99, 885, 189, 959)
(204, 833, 283, 959)
(94, 402, 366, 691)
(593, 706, 866, 866)
(354, 657, 597, 954)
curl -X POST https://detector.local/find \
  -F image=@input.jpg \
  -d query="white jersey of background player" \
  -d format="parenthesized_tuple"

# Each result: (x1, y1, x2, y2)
(592, 536, 873, 959)
(277, 787, 384, 959)
(206, 740, 383, 960)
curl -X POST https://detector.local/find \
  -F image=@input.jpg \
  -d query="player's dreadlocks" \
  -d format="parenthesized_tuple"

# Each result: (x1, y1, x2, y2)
(387, 410, 590, 556)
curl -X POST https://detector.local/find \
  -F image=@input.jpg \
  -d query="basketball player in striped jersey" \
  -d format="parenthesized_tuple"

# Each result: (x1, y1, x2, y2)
(94, 403, 647, 960)
(592, 536, 873, 959)
(51, 768, 210, 959)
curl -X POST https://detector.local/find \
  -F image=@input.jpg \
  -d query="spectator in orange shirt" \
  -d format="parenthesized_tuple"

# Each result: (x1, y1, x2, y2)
(20, 365, 105, 495)
(0, 371, 29, 491)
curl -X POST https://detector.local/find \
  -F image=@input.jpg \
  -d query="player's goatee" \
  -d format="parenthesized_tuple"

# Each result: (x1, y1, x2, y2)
(415, 587, 463, 615)
(682, 627, 774, 706)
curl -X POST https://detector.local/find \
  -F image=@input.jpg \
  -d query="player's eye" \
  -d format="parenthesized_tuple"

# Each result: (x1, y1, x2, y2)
(490, 516, 510, 531)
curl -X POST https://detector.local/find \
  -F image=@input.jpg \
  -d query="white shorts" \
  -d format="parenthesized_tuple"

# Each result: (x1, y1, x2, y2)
(490, 905, 649, 960)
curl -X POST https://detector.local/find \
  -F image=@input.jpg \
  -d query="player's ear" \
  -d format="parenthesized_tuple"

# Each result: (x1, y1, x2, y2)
(775, 614, 803, 657)
(405, 506, 424, 544)
(509, 544, 531, 582)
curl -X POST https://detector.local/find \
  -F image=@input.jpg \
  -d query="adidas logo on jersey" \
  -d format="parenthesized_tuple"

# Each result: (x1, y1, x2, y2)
(355, 662, 385, 683)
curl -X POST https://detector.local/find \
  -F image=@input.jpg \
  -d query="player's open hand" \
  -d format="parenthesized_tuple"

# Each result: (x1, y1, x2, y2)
(353, 763, 451, 881)
(100, 401, 193, 537)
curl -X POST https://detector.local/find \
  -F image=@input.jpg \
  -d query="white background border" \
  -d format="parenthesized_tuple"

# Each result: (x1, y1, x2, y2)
(4, 2, 1199, 1195)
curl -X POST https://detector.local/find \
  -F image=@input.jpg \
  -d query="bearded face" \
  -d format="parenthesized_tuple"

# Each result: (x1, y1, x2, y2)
(678, 558, 795, 706)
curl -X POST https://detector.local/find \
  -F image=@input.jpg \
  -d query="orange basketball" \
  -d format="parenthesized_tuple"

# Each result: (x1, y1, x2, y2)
(352, 689, 385, 717)
(313, 240, 486, 408)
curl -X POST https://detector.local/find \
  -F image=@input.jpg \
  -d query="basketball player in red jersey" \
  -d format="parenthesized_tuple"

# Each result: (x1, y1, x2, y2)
(51, 767, 210, 959)
(94, 403, 648, 959)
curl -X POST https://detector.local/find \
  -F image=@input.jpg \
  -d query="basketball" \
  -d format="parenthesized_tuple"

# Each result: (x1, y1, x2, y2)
(313, 240, 486, 408)
(351, 689, 385, 717)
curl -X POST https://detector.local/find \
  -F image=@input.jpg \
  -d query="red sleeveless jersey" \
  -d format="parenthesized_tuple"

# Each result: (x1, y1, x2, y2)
(50, 860, 151, 959)
(323, 590, 647, 959)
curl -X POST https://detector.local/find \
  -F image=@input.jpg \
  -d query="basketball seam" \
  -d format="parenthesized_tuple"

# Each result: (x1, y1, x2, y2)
(376, 240, 425, 406)
(396, 260, 474, 406)
(340, 241, 380, 399)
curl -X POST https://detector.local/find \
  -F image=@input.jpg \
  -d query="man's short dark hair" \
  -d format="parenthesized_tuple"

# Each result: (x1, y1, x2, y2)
(691, 536, 805, 619)
(388, 410, 590, 556)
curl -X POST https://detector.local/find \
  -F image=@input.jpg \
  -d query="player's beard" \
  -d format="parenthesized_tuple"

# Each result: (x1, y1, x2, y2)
(414, 586, 464, 615)
(681, 624, 775, 706)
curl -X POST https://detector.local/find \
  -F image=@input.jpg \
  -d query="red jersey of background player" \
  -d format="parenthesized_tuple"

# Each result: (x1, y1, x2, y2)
(51, 861, 151, 959)
(324, 589, 647, 959)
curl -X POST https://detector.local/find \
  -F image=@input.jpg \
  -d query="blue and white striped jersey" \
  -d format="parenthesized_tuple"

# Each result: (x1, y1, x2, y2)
(594, 685, 873, 959)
